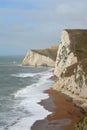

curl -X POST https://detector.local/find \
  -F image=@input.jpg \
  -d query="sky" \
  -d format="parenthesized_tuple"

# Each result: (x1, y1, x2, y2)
(0, 0, 87, 56)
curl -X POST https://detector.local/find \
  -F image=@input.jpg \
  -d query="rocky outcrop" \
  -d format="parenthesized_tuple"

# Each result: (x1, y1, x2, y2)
(22, 46, 58, 67)
(53, 29, 87, 109)
(75, 115, 87, 130)
(54, 30, 77, 77)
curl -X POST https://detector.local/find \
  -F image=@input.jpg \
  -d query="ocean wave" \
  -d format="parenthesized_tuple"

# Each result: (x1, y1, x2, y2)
(11, 68, 54, 78)
(14, 68, 54, 98)
(7, 68, 54, 130)
(11, 73, 39, 78)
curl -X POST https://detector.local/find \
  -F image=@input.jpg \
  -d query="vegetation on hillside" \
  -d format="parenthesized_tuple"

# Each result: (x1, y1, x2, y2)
(32, 46, 58, 61)
(75, 114, 87, 130)
(64, 29, 87, 77)
(66, 29, 87, 60)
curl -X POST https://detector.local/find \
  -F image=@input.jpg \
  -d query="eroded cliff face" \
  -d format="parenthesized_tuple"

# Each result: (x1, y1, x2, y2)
(54, 30, 77, 77)
(22, 46, 58, 67)
(53, 30, 87, 106)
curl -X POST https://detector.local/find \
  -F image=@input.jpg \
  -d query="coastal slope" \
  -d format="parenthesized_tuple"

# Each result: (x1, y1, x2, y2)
(22, 46, 58, 67)
(53, 29, 87, 109)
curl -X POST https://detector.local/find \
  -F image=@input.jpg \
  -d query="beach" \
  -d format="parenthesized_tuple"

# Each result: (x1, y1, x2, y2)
(31, 89, 85, 130)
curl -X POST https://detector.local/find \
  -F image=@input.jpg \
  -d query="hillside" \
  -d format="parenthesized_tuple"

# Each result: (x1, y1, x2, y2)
(32, 46, 58, 61)
(66, 29, 87, 60)
(53, 29, 87, 110)
(63, 29, 87, 77)
(22, 46, 58, 67)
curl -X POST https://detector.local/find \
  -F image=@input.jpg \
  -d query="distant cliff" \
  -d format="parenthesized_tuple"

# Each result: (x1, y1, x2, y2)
(22, 46, 58, 67)
(53, 29, 87, 109)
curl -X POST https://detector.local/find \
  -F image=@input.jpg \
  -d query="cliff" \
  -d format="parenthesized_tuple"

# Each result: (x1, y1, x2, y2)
(53, 29, 87, 110)
(22, 46, 58, 67)
(75, 114, 87, 130)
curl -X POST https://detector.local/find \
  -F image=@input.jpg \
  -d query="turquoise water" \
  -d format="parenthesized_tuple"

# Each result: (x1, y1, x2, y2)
(0, 56, 23, 64)
(0, 56, 54, 130)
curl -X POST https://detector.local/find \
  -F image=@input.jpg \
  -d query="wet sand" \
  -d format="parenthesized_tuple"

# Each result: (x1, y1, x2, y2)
(31, 89, 85, 130)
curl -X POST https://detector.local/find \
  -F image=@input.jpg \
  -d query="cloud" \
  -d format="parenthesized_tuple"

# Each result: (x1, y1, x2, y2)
(0, 0, 87, 24)
(56, 2, 87, 19)
(0, 0, 87, 55)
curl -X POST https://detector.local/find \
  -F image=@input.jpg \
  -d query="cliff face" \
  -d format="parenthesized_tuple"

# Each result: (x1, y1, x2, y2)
(54, 30, 77, 77)
(53, 30, 87, 104)
(22, 46, 58, 67)
(75, 115, 87, 130)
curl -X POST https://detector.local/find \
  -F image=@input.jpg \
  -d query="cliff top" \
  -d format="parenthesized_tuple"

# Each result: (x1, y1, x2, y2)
(64, 29, 87, 76)
(65, 29, 87, 60)
(32, 46, 58, 61)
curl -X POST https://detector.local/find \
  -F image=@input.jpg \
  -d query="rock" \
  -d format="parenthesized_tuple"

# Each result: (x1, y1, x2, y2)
(22, 46, 58, 67)
(54, 30, 77, 77)
(75, 115, 87, 130)
(53, 29, 87, 101)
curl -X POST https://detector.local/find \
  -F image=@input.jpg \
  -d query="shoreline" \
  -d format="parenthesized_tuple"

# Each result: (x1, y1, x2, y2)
(31, 89, 85, 130)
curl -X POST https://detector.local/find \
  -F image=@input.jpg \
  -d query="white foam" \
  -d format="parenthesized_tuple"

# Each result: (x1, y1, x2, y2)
(11, 73, 39, 78)
(14, 71, 53, 98)
(8, 68, 54, 130)
(11, 68, 54, 78)
(9, 94, 51, 130)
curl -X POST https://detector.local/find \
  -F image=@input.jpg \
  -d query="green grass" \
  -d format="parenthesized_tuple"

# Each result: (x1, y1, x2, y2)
(66, 29, 87, 60)
(32, 46, 58, 61)
(61, 63, 77, 77)
(64, 29, 87, 77)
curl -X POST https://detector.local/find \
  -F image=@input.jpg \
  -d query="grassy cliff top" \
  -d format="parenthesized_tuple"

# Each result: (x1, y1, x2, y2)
(66, 29, 87, 60)
(64, 29, 87, 77)
(32, 46, 58, 61)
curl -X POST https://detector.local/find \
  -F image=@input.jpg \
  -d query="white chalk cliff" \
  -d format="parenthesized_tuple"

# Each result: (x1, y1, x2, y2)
(54, 30, 77, 77)
(22, 30, 87, 109)
(22, 46, 58, 67)
(53, 30, 87, 109)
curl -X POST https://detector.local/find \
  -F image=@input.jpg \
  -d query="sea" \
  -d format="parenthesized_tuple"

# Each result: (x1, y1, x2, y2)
(0, 56, 54, 130)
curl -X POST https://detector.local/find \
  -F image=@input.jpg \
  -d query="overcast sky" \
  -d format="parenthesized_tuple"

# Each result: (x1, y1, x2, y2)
(0, 0, 87, 55)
